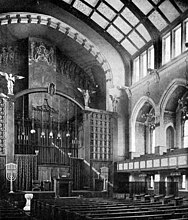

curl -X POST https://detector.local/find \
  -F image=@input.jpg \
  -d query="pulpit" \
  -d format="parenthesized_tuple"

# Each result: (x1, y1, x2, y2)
(55, 178, 72, 197)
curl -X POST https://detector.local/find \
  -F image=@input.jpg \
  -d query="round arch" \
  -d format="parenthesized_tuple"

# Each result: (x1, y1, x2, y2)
(0, 12, 113, 85)
(15, 87, 84, 110)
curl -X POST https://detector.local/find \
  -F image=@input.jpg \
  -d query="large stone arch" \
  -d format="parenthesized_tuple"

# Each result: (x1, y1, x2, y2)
(159, 78, 187, 147)
(0, 12, 127, 110)
(130, 96, 156, 152)
(15, 87, 84, 110)
(0, 12, 113, 84)
(159, 78, 186, 121)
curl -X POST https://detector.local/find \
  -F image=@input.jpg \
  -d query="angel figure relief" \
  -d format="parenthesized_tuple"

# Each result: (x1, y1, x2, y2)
(0, 71, 24, 95)
(109, 94, 120, 112)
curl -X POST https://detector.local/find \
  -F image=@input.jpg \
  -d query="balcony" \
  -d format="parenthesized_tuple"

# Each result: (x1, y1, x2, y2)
(117, 147, 188, 172)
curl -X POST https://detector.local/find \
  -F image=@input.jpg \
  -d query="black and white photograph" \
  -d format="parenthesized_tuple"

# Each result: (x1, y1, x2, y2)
(0, 0, 188, 219)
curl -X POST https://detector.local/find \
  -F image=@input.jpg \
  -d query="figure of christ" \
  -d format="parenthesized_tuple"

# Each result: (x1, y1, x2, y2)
(77, 88, 96, 107)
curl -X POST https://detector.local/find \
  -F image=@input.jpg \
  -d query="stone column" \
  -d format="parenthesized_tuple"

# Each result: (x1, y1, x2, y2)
(154, 106, 161, 147)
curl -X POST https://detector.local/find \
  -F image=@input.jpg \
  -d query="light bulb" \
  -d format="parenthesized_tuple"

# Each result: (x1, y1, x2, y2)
(41, 131, 45, 138)
(57, 133, 61, 139)
(49, 131, 53, 138)
(30, 129, 36, 134)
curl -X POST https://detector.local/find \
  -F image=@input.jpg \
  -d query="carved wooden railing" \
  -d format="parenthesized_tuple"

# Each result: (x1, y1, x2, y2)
(15, 144, 71, 165)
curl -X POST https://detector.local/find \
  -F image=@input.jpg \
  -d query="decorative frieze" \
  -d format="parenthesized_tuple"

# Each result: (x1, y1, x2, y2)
(0, 46, 18, 67)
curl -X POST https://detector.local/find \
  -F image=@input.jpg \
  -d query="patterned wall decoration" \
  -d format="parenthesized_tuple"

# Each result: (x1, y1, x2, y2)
(0, 98, 6, 154)
(89, 111, 113, 161)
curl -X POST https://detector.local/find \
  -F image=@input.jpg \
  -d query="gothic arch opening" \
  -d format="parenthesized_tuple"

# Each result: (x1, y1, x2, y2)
(130, 96, 156, 158)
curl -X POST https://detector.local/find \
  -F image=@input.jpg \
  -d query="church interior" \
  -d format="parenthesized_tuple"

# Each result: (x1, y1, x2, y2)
(1, 0, 188, 219)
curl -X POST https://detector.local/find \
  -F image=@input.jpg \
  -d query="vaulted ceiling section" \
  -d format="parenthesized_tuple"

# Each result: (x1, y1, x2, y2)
(0, 0, 187, 87)
(54, 0, 188, 58)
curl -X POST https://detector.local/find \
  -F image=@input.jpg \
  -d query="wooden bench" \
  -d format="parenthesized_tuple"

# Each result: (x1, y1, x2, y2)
(85, 212, 188, 220)
(133, 193, 145, 201)
(30, 197, 188, 220)
(84, 207, 188, 218)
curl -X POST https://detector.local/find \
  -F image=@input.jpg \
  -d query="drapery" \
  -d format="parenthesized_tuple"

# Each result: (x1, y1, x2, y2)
(15, 154, 37, 191)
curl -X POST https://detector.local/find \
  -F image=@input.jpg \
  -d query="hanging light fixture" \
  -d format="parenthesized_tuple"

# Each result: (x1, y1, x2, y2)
(22, 95, 25, 136)
(141, 81, 156, 129)
(30, 105, 36, 134)
(49, 111, 53, 138)
(57, 98, 61, 140)
(66, 122, 70, 137)
(141, 110, 155, 129)
(41, 107, 45, 138)
(178, 95, 188, 120)
(66, 99, 70, 137)
(72, 105, 78, 147)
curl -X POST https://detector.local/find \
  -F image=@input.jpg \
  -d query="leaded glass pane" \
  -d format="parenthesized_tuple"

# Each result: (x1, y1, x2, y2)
(113, 16, 131, 35)
(162, 33, 171, 64)
(73, 0, 92, 16)
(148, 11, 168, 31)
(133, 56, 140, 83)
(97, 2, 116, 21)
(121, 7, 139, 26)
(140, 51, 147, 78)
(121, 38, 137, 55)
(105, 0, 124, 11)
(132, 0, 153, 15)
(159, 0, 179, 23)
(148, 46, 154, 69)
(136, 24, 151, 42)
(129, 30, 145, 49)
(91, 12, 109, 28)
(174, 25, 182, 57)
(185, 20, 188, 50)
(107, 25, 124, 42)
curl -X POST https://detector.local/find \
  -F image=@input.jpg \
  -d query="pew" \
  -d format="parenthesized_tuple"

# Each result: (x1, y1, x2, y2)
(0, 199, 30, 220)
(30, 196, 188, 220)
